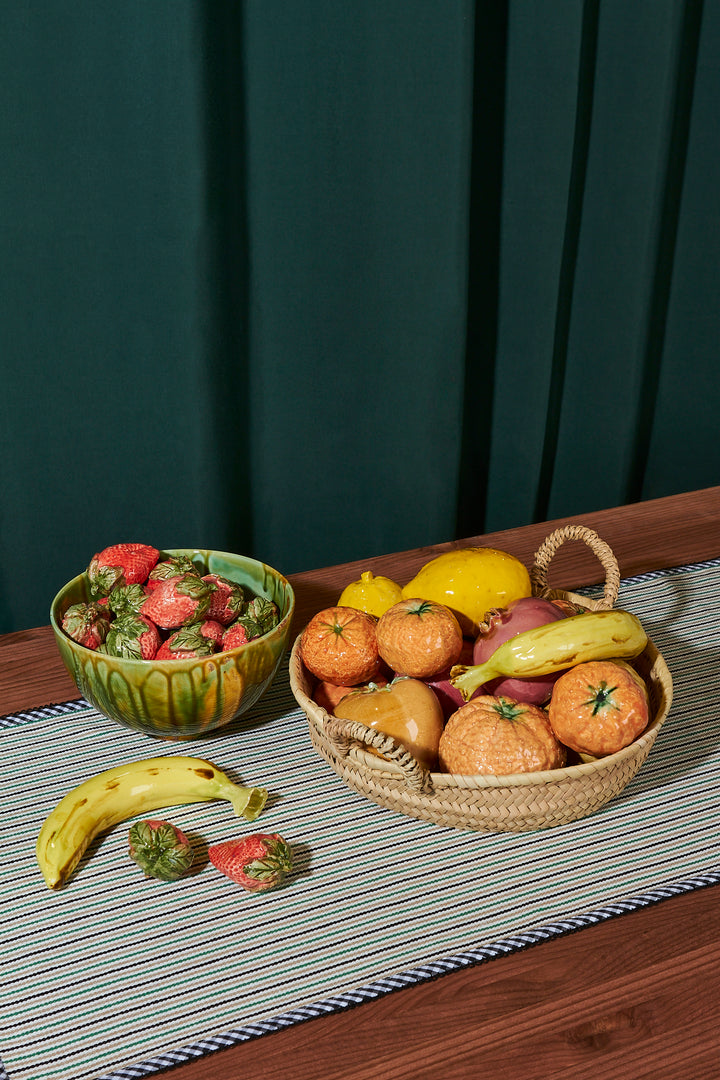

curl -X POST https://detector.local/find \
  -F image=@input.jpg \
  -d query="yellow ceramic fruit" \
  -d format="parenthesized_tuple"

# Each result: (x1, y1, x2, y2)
(338, 570, 403, 618)
(401, 547, 531, 636)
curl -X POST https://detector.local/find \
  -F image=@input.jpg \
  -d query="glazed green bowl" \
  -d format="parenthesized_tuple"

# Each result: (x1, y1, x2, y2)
(50, 549, 295, 740)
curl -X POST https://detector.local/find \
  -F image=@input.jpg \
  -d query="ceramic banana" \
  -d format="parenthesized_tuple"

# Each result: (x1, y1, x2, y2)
(450, 608, 647, 702)
(36, 756, 267, 890)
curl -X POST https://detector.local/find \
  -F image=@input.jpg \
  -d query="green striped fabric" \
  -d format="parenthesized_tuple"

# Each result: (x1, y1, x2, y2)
(2, 560, 719, 1080)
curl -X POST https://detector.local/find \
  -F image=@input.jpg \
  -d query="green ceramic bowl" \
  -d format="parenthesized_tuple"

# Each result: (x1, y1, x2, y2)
(50, 548, 295, 740)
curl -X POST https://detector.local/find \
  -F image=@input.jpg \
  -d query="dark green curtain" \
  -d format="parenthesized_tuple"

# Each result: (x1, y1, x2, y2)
(1, 0, 717, 634)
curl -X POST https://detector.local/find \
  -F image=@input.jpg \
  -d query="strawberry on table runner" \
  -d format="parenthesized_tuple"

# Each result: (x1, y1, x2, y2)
(208, 833, 293, 892)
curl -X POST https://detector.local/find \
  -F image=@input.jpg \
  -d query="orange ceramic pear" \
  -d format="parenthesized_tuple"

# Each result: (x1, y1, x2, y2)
(333, 676, 444, 771)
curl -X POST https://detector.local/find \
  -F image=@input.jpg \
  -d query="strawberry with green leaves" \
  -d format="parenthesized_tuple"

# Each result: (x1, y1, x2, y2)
(140, 574, 216, 630)
(87, 543, 159, 598)
(155, 625, 217, 659)
(103, 613, 162, 660)
(202, 574, 245, 625)
(128, 820, 194, 881)
(61, 602, 112, 650)
(231, 597, 280, 642)
(146, 554, 199, 592)
(107, 583, 148, 617)
(208, 833, 292, 892)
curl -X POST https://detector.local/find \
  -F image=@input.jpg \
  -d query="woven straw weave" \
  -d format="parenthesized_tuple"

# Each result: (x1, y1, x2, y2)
(289, 527, 674, 833)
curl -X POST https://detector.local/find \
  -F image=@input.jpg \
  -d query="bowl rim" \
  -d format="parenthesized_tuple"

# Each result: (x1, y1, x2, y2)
(50, 547, 295, 668)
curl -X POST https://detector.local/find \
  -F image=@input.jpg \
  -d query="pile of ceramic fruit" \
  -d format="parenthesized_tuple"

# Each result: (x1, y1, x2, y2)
(298, 547, 652, 776)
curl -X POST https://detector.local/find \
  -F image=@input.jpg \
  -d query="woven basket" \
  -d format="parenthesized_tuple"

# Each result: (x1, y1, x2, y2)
(289, 526, 674, 833)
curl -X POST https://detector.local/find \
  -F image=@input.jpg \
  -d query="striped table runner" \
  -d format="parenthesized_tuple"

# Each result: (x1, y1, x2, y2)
(2, 559, 720, 1080)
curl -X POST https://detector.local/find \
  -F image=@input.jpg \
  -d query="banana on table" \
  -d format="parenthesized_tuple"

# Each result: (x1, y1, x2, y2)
(451, 608, 647, 701)
(36, 756, 267, 890)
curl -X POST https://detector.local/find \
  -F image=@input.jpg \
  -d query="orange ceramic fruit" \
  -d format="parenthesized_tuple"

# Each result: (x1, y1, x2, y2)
(312, 674, 389, 713)
(333, 677, 444, 772)
(300, 606, 380, 686)
(548, 659, 650, 757)
(438, 696, 566, 775)
(376, 598, 463, 679)
(312, 680, 357, 712)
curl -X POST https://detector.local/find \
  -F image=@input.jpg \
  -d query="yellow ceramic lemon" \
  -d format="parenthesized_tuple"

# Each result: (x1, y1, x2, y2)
(338, 570, 403, 618)
(401, 548, 531, 636)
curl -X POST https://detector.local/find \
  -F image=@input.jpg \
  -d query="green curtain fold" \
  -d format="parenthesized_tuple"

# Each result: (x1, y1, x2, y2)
(1, 0, 718, 633)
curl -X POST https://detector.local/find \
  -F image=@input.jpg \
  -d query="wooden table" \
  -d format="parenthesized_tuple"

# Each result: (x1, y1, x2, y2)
(3, 487, 720, 1079)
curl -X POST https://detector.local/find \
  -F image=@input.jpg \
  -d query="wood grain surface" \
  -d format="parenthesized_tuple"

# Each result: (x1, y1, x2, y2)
(4, 486, 720, 1080)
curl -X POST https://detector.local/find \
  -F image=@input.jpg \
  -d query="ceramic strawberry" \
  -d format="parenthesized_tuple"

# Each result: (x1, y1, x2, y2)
(203, 574, 245, 625)
(128, 819, 194, 882)
(155, 625, 217, 659)
(231, 597, 280, 642)
(140, 574, 216, 629)
(221, 622, 249, 651)
(208, 833, 292, 892)
(106, 583, 148, 617)
(197, 619, 225, 647)
(61, 602, 112, 650)
(103, 613, 162, 660)
(146, 554, 199, 592)
(87, 543, 159, 598)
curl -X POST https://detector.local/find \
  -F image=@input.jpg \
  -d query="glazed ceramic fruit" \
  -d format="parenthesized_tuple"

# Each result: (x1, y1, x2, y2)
(299, 607, 381, 686)
(548, 659, 650, 757)
(337, 570, 403, 618)
(401, 547, 532, 636)
(209, 833, 292, 892)
(312, 674, 389, 713)
(471, 596, 568, 705)
(438, 696, 566, 775)
(376, 598, 463, 679)
(50, 549, 294, 739)
(333, 676, 445, 772)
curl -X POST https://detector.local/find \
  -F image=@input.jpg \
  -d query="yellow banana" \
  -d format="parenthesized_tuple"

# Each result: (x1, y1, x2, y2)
(450, 608, 647, 702)
(36, 756, 267, 890)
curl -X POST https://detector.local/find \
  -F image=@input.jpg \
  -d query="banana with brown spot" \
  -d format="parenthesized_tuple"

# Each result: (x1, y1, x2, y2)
(450, 609, 648, 702)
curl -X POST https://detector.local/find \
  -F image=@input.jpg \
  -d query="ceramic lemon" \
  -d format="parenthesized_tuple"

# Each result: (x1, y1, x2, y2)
(338, 570, 403, 618)
(401, 548, 531, 636)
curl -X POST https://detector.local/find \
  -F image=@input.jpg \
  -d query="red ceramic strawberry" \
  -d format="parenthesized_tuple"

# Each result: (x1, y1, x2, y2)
(146, 554, 199, 592)
(87, 543, 159, 598)
(221, 599, 280, 652)
(221, 622, 249, 651)
(234, 597, 280, 641)
(203, 574, 245, 625)
(155, 625, 217, 659)
(61, 602, 112, 650)
(140, 574, 216, 629)
(103, 613, 162, 660)
(208, 833, 292, 892)
(197, 619, 225, 647)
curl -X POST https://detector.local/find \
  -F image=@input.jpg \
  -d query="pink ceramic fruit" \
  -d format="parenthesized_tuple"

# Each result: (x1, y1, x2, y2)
(472, 596, 568, 705)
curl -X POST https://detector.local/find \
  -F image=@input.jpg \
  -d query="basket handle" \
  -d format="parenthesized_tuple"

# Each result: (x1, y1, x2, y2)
(323, 716, 434, 794)
(530, 525, 620, 610)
